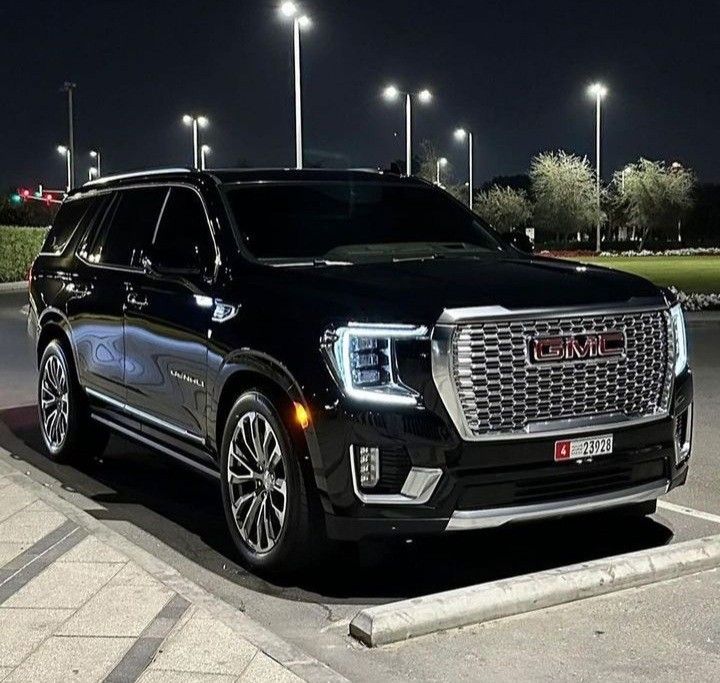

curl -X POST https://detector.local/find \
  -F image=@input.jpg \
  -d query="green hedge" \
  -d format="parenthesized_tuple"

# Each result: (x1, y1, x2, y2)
(0, 226, 49, 283)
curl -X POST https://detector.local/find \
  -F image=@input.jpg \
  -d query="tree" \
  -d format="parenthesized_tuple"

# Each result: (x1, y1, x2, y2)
(530, 150, 598, 242)
(474, 185, 532, 234)
(613, 159, 695, 245)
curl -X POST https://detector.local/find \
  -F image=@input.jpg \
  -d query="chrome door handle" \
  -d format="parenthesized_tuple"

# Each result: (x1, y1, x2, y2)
(126, 292, 148, 309)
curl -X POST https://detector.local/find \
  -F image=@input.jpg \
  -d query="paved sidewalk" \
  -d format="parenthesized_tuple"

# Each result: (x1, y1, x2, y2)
(0, 457, 346, 683)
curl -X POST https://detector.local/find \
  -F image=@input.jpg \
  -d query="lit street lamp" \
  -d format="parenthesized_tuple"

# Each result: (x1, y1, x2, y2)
(383, 85, 433, 176)
(454, 128, 474, 209)
(57, 145, 71, 192)
(89, 150, 102, 178)
(182, 114, 209, 168)
(201, 144, 211, 170)
(588, 82, 608, 252)
(88, 167, 98, 182)
(436, 157, 447, 185)
(280, 2, 312, 169)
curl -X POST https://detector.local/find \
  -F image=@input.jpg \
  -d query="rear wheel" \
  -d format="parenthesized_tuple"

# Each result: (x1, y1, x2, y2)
(220, 391, 323, 574)
(38, 339, 109, 462)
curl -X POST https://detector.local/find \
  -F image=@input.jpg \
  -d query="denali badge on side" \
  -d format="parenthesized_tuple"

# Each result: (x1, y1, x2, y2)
(530, 331, 625, 364)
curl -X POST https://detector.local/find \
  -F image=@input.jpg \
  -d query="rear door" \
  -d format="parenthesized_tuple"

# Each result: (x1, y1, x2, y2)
(70, 187, 167, 405)
(123, 186, 217, 444)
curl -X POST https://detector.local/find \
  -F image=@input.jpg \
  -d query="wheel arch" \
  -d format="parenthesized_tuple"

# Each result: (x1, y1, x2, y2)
(36, 309, 74, 368)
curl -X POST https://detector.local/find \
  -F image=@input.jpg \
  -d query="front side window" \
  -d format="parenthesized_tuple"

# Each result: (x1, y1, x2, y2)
(152, 187, 214, 272)
(42, 198, 93, 254)
(92, 188, 168, 268)
(223, 181, 506, 263)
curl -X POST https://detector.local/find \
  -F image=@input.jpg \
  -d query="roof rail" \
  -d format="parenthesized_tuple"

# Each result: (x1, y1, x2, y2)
(83, 168, 194, 187)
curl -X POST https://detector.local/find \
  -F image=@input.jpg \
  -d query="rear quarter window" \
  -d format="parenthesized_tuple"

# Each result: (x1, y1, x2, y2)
(41, 198, 93, 255)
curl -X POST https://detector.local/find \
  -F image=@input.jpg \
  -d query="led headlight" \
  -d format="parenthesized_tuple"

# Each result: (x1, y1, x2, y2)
(324, 323, 428, 405)
(670, 303, 688, 376)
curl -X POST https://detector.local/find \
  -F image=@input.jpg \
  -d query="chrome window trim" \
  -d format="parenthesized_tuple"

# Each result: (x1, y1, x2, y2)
(85, 387, 205, 445)
(432, 301, 675, 442)
(349, 446, 442, 505)
(446, 478, 668, 531)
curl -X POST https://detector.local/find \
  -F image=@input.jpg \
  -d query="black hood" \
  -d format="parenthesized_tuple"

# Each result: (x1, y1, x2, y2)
(238, 254, 665, 327)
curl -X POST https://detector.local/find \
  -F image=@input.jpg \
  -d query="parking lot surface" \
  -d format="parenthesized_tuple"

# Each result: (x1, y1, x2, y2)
(2, 290, 719, 681)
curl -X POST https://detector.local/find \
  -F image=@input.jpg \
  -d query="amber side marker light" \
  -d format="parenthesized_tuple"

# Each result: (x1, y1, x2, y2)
(293, 402, 310, 429)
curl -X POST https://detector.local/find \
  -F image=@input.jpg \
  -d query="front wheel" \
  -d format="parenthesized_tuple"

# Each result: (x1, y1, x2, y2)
(220, 391, 323, 574)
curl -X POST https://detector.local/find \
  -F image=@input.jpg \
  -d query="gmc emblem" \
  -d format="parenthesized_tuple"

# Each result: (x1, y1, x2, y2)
(530, 331, 625, 363)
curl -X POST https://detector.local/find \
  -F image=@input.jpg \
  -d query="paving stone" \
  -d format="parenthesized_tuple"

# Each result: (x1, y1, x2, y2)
(239, 652, 302, 682)
(4, 560, 123, 609)
(139, 671, 237, 682)
(109, 562, 160, 586)
(0, 485, 36, 523)
(0, 608, 73, 667)
(151, 612, 257, 675)
(0, 665, 12, 681)
(58, 536, 128, 564)
(0, 500, 64, 543)
(0, 542, 28, 568)
(3, 635, 135, 683)
(58, 577, 173, 636)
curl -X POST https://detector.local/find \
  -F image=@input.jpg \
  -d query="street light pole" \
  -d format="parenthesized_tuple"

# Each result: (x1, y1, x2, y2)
(57, 146, 71, 192)
(62, 82, 77, 189)
(280, 3, 311, 169)
(89, 150, 101, 178)
(201, 145, 211, 170)
(588, 83, 607, 253)
(383, 86, 432, 176)
(454, 128, 474, 209)
(436, 157, 447, 185)
(182, 115, 209, 168)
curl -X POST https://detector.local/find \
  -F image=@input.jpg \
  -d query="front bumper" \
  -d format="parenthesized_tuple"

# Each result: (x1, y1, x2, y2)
(310, 370, 693, 541)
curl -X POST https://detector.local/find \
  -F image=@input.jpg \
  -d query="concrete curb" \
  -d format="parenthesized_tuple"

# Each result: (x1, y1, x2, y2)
(0, 281, 27, 292)
(350, 534, 720, 647)
(0, 448, 348, 683)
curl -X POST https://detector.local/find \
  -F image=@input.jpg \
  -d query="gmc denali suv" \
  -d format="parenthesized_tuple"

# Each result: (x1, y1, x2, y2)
(28, 168, 693, 572)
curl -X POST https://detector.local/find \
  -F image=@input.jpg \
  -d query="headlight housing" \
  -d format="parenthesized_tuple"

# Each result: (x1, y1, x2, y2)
(670, 303, 688, 376)
(323, 323, 428, 405)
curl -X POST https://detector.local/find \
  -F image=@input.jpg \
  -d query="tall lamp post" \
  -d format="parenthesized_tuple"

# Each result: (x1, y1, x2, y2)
(454, 128, 474, 209)
(61, 82, 76, 188)
(382, 85, 432, 176)
(57, 145, 72, 192)
(588, 82, 607, 252)
(436, 157, 447, 185)
(279, 2, 312, 169)
(89, 150, 101, 178)
(182, 114, 209, 168)
(201, 145, 211, 170)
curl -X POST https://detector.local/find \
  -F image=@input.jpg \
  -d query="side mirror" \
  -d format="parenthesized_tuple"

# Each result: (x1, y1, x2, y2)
(143, 245, 202, 276)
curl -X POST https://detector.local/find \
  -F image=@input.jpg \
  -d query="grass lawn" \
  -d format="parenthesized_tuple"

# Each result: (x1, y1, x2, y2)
(572, 256, 720, 294)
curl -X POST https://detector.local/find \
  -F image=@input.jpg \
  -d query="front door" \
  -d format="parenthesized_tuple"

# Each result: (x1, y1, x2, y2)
(123, 186, 217, 443)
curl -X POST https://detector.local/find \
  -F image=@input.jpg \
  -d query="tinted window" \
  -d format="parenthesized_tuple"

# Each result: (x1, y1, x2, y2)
(224, 181, 505, 262)
(42, 198, 92, 254)
(153, 188, 214, 271)
(94, 188, 168, 267)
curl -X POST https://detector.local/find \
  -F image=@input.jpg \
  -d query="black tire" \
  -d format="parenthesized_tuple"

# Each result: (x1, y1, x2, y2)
(220, 390, 323, 574)
(38, 339, 109, 463)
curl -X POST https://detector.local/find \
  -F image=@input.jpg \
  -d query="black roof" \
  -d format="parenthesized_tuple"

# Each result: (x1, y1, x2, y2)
(75, 167, 430, 195)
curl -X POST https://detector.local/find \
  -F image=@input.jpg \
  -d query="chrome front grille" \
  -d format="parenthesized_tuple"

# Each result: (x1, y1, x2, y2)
(441, 308, 675, 439)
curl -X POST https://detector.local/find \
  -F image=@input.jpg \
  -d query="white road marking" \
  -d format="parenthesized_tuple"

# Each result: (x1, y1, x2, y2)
(658, 500, 720, 525)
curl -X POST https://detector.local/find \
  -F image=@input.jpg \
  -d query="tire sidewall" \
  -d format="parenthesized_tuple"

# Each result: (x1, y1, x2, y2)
(220, 391, 307, 572)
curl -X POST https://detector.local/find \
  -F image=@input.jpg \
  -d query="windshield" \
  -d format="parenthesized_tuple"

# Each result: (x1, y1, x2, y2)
(223, 180, 506, 263)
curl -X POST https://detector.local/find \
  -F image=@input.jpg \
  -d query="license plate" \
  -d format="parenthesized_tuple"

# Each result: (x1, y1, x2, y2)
(554, 434, 613, 461)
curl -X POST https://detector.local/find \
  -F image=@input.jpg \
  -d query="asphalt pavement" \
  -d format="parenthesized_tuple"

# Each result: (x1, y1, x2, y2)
(2, 290, 719, 681)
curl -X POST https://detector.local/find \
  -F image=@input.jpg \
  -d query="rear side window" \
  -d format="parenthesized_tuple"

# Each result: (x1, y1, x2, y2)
(42, 198, 92, 254)
(153, 187, 214, 271)
(90, 188, 168, 268)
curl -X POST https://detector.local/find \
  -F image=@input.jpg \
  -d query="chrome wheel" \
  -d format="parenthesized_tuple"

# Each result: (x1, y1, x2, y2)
(227, 411, 287, 554)
(40, 355, 69, 450)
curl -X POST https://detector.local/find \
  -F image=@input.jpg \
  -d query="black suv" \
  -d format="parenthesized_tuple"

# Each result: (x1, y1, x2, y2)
(28, 168, 693, 572)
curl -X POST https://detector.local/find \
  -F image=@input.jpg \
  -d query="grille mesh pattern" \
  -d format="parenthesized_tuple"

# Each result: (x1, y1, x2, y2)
(452, 310, 674, 437)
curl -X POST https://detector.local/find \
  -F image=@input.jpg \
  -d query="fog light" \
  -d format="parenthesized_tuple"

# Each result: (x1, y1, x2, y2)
(674, 404, 693, 466)
(357, 446, 380, 488)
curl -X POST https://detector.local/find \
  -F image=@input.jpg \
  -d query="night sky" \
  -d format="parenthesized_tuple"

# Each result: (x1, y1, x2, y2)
(3, 0, 719, 191)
